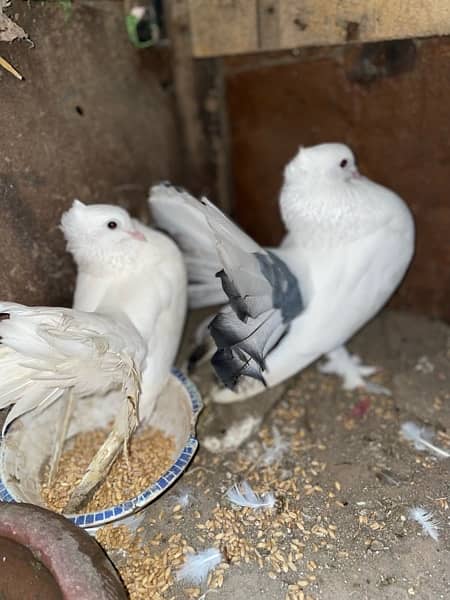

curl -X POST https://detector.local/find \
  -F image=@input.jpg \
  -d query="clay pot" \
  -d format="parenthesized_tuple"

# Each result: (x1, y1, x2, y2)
(0, 503, 127, 600)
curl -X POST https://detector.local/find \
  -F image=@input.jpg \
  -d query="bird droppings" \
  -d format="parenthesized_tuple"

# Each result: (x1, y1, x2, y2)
(41, 426, 175, 513)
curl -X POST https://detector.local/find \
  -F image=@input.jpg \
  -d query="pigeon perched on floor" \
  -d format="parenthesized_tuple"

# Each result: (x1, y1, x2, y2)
(0, 201, 186, 509)
(149, 142, 415, 404)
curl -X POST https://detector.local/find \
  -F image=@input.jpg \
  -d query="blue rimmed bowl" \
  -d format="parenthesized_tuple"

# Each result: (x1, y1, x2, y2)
(0, 368, 202, 533)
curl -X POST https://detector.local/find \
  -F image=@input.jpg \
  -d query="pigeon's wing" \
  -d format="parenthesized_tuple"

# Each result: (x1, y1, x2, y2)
(187, 197, 304, 389)
(0, 303, 146, 433)
(149, 183, 226, 308)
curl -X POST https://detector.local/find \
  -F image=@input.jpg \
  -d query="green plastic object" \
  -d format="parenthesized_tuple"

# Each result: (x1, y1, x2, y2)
(125, 13, 160, 49)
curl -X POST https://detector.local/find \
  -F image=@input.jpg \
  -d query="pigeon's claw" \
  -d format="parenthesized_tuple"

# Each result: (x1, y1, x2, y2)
(318, 346, 389, 395)
(347, 354, 379, 377)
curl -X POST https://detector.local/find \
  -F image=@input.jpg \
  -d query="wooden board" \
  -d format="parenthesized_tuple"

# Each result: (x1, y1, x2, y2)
(189, 0, 450, 57)
(189, 0, 258, 57)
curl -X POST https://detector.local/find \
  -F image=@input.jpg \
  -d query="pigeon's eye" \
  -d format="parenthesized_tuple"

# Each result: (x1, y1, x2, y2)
(340, 159, 348, 168)
(107, 221, 118, 230)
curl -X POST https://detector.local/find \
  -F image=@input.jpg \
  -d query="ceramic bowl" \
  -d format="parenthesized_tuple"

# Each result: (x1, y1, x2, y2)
(0, 368, 201, 532)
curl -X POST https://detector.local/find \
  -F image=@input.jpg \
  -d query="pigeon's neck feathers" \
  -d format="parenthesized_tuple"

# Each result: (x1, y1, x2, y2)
(280, 175, 411, 246)
(70, 240, 143, 277)
(70, 227, 169, 277)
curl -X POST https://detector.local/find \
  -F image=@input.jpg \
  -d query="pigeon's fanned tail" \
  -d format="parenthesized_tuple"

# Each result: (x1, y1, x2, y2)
(149, 183, 226, 308)
(200, 204, 303, 388)
(149, 183, 304, 389)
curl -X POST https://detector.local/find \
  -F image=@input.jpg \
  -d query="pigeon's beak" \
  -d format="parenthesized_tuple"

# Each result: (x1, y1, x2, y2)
(126, 229, 146, 242)
(350, 168, 361, 180)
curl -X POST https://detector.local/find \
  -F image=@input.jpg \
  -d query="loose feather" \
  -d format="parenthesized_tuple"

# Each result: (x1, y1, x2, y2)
(177, 548, 222, 584)
(261, 426, 289, 466)
(400, 421, 450, 458)
(226, 480, 275, 509)
(409, 506, 440, 541)
(171, 488, 193, 508)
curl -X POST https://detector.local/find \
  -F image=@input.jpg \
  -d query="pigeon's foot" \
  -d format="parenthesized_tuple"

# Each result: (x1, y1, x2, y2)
(210, 376, 266, 404)
(318, 346, 391, 395)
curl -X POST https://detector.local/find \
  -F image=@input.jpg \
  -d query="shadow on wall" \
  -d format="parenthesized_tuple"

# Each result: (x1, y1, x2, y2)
(0, 0, 182, 307)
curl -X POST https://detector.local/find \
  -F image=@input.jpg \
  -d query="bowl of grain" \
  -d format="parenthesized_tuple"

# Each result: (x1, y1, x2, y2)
(0, 368, 201, 532)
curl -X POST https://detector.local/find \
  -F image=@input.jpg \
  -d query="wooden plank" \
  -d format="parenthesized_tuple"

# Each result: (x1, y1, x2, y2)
(278, 0, 450, 49)
(164, 0, 210, 193)
(258, 0, 281, 50)
(189, 0, 450, 56)
(188, 0, 258, 57)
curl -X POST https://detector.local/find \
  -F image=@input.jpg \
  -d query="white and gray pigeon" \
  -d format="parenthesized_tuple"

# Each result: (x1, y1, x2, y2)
(0, 201, 186, 508)
(149, 142, 415, 404)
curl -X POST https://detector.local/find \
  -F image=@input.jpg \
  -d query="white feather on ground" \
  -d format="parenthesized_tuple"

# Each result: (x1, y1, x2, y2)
(226, 480, 275, 509)
(177, 548, 222, 584)
(409, 506, 440, 541)
(171, 489, 193, 508)
(261, 426, 289, 466)
(400, 421, 450, 458)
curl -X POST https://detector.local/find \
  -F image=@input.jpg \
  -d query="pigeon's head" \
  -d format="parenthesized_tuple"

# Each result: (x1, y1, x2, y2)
(61, 200, 146, 271)
(284, 143, 359, 184)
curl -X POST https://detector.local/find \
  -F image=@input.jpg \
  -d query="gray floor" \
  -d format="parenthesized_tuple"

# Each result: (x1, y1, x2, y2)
(107, 309, 450, 599)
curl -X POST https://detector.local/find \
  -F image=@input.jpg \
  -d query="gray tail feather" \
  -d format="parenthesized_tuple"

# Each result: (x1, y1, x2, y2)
(211, 347, 267, 390)
(209, 252, 303, 389)
(150, 186, 304, 390)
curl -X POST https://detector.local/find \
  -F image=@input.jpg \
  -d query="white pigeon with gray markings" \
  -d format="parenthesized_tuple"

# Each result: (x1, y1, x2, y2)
(149, 143, 414, 404)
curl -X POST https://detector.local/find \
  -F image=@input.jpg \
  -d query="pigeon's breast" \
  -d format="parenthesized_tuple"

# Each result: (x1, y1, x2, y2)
(303, 221, 414, 353)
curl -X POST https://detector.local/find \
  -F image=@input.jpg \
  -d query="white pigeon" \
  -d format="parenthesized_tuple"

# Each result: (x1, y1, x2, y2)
(0, 201, 186, 509)
(149, 142, 415, 404)
(61, 200, 187, 423)
(60, 200, 187, 509)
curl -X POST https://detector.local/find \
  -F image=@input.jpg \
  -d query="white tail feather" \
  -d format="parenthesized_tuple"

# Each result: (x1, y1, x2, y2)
(0, 303, 145, 433)
(149, 184, 226, 308)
